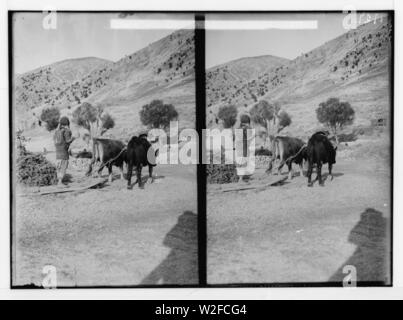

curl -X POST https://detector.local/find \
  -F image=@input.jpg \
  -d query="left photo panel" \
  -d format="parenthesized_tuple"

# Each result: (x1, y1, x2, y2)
(10, 12, 198, 287)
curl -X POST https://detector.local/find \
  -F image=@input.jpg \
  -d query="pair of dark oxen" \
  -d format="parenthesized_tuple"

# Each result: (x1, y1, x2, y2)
(83, 135, 157, 189)
(80, 131, 336, 188)
(266, 131, 337, 187)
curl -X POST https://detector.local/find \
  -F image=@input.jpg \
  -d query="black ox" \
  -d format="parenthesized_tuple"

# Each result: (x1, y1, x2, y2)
(306, 131, 337, 187)
(126, 134, 157, 190)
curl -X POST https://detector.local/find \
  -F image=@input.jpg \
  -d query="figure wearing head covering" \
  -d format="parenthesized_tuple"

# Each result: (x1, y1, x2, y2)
(53, 116, 77, 185)
(236, 114, 255, 183)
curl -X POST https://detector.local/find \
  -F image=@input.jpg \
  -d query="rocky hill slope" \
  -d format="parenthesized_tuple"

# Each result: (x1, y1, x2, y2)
(206, 55, 288, 108)
(14, 57, 111, 118)
(14, 29, 195, 135)
(207, 17, 392, 137)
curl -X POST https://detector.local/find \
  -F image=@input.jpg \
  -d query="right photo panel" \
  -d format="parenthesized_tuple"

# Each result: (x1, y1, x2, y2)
(206, 12, 392, 285)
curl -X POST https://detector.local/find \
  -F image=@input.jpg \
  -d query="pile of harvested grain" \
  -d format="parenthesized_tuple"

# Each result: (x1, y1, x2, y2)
(206, 148, 238, 184)
(206, 163, 238, 184)
(17, 150, 58, 186)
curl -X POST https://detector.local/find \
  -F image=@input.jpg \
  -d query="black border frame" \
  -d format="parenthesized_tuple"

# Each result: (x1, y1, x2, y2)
(9, 10, 394, 289)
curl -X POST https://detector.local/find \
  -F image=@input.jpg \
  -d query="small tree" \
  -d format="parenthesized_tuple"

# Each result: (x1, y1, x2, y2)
(72, 102, 115, 137)
(140, 100, 178, 130)
(316, 97, 355, 144)
(277, 110, 292, 132)
(250, 100, 292, 148)
(40, 107, 60, 131)
(100, 113, 115, 132)
(250, 100, 275, 134)
(217, 105, 238, 129)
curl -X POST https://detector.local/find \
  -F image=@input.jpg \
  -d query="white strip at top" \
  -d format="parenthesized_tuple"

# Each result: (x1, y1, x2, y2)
(205, 20, 318, 30)
(110, 18, 318, 30)
(110, 19, 195, 30)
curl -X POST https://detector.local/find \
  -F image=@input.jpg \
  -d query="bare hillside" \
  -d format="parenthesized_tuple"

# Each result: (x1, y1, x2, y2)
(206, 55, 288, 109)
(207, 17, 392, 134)
(14, 29, 195, 135)
(14, 57, 112, 121)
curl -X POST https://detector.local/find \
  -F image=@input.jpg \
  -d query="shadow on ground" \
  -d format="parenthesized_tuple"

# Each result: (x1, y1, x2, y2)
(140, 211, 198, 285)
(329, 208, 390, 284)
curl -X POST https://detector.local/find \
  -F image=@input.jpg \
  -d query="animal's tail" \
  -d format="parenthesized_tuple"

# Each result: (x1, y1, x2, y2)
(285, 144, 307, 164)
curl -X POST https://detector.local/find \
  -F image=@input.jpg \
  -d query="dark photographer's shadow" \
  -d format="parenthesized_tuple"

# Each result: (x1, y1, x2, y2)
(140, 211, 198, 285)
(329, 208, 390, 284)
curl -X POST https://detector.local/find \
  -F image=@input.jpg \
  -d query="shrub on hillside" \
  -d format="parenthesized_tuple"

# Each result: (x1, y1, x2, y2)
(17, 149, 58, 186)
(140, 100, 178, 130)
(40, 107, 60, 131)
(277, 110, 292, 130)
(217, 105, 238, 129)
(73, 102, 115, 137)
(316, 97, 355, 144)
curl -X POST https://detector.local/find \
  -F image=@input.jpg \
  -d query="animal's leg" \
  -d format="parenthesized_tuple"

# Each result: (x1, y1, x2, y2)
(299, 163, 304, 177)
(86, 141, 98, 177)
(287, 161, 293, 180)
(86, 158, 95, 177)
(318, 163, 324, 186)
(328, 163, 333, 181)
(127, 161, 133, 190)
(119, 164, 124, 180)
(276, 159, 286, 175)
(266, 158, 275, 174)
(97, 163, 105, 177)
(148, 166, 154, 183)
(108, 164, 113, 183)
(307, 160, 314, 187)
(137, 165, 144, 189)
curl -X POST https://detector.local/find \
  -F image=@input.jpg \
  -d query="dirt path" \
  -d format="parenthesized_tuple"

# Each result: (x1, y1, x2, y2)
(207, 159, 391, 285)
(14, 164, 198, 287)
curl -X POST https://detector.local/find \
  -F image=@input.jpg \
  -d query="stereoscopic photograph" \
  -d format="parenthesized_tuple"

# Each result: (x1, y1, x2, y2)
(206, 12, 392, 285)
(10, 10, 394, 289)
(11, 12, 197, 287)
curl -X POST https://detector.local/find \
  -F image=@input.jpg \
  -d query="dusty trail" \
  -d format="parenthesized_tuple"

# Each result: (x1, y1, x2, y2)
(14, 164, 198, 287)
(207, 159, 391, 284)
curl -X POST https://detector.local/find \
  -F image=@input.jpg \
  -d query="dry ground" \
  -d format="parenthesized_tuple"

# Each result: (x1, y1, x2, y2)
(207, 155, 391, 285)
(13, 160, 198, 287)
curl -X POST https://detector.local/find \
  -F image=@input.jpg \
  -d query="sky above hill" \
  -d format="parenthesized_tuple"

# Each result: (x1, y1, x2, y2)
(13, 12, 387, 73)
(13, 12, 194, 74)
(206, 12, 380, 68)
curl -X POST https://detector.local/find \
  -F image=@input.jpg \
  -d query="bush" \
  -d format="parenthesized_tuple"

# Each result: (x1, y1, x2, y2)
(140, 100, 178, 130)
(17, 150, 58, 186)
(217, 105, 238, 128)
(316, 97, 355, 144)
(40, 107, 60, 131)
(101, 112, 115, 131)
(73, 102, 115, 136)
(277, 110, 292, 130)
(250, 100, 275, 127)
(206, 149, 238, 184)
(207, 163, 238, 184)
(72, 102, 97, 130)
